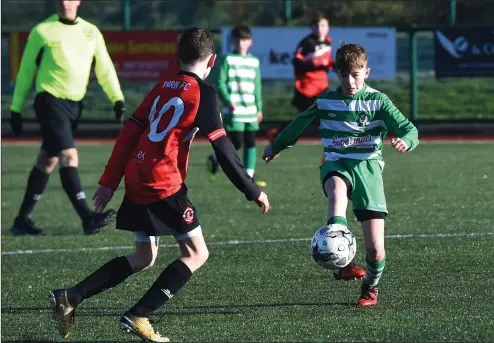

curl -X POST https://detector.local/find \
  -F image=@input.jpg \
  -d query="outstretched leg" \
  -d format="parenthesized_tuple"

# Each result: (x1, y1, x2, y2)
(324, 174, 366, 281)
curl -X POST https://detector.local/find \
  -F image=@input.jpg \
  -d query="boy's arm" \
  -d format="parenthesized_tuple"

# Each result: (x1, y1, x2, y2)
(93, 28, 125, 105)
(271, 100, 319, 155)
(381, 94, 419, 151)
(10, 28, 43, 113)
(97, 83, 159, 190)
(254, 61, 262, 112)
(216, 56, 231, 104)
(195, 87, 261, 201)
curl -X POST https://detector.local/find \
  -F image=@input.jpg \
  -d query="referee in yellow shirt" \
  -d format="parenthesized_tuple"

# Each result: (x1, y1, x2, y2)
(10, 0, 124, 236)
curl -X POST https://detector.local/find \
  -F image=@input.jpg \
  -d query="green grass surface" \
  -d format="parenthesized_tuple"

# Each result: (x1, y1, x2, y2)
(2, 76, 494, 122)
(2, 142, 494, 342)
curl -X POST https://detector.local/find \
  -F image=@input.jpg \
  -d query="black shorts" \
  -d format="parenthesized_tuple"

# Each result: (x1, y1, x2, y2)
(116, 186, 200, 237)
(34, 92, 82, 157)
(291, 89, 328, 113)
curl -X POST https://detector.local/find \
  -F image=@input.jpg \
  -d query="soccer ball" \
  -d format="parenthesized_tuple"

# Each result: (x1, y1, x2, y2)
(310, 224, 356, 270)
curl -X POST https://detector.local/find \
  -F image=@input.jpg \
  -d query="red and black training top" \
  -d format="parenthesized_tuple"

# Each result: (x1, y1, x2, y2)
(292, 34, 335, 98)
(99, 71, 261, 204)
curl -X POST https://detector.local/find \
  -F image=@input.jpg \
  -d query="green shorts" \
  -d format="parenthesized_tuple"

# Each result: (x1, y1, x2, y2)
(223, 116, 259, 132)
(320, 159, 388, 213)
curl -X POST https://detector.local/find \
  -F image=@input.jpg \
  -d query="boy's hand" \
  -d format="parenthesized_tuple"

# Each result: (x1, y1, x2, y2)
(93, 185, 114, 213)
(262, 143, 280, 163)
(255, 191, 270, 214)
(391, 138, 408, 152)
(228, 102, 236, 113)
(257, 111, 263, 123)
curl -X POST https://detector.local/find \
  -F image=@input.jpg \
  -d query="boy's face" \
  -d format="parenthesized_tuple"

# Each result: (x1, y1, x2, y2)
(311, 19, 329, 40)
(337, 66, 370, 96)
(234, 38, 252, 54)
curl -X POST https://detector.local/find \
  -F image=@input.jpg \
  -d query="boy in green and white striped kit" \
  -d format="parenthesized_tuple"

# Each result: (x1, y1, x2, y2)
(263, 44, 419, 306)
(207, 25, 266, 187)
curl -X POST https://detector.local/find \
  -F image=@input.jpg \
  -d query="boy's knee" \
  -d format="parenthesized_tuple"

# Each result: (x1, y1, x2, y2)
(324, 173, 350, 199)
(183, 247, 209, 272)
(194, 247, 209, 267)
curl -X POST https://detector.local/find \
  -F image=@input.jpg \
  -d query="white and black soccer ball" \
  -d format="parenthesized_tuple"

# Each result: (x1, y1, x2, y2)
(310, 224, 356, 270)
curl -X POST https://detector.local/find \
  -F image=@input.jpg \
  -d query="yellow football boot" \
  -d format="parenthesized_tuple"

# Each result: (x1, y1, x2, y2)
(120, 313, 170, 342)
(50, 289, 76, 339)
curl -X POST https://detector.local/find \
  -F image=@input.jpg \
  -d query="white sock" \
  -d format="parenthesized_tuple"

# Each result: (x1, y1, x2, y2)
(246, 169, 255, 178)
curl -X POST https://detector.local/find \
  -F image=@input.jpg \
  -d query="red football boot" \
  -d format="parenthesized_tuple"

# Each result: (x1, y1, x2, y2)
(333, 263, 366, 281)
(357, 283, 379, 307)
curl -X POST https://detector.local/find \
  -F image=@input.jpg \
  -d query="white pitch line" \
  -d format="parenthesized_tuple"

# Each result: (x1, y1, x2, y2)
(2, 231, 494, 256)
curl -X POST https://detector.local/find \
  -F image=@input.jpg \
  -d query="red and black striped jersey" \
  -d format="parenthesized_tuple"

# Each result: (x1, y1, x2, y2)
(292, 34, 335, 98)
(99, 71, 260, 204)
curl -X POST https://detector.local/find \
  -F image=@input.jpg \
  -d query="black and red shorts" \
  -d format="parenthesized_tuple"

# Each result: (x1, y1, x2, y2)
(116, 186, 200, 237)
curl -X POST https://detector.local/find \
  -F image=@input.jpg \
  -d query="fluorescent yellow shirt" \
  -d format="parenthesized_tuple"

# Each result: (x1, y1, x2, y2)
(10, 14, 124, 113)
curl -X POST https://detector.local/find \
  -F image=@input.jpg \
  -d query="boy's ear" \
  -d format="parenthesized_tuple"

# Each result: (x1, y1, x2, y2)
(365, 67, 371, 78)
(208, 54, 217, 68)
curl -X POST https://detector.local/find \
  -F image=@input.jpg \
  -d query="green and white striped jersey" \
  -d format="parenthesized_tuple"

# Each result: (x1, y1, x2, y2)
(217, 52, 262, 123)
(272, 84, 419, 161)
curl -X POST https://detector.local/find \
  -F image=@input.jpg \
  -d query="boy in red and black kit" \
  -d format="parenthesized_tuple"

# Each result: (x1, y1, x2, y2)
(49, 27, 270, 343)
(292, 12, 335, 113)
(268, 12, 335, 142)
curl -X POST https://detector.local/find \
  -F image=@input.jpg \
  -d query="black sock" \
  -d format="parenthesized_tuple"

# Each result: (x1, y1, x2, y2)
(129, 259, 192, 318)
(67, 256, 133, 307)
(18, 167, 50, 219)
(59, 167, 92, 221)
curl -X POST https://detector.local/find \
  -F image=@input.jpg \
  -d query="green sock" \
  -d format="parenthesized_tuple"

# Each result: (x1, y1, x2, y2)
(364, 255, 385, 289)
(243, 147, 256, 178)
(327, 216, 347, 226)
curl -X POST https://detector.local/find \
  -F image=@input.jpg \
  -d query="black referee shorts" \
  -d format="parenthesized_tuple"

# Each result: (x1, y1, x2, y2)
(116, 186, 201, 237)
(34, 92, 82, 157)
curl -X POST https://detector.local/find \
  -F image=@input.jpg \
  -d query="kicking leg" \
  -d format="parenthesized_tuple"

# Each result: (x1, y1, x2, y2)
(11, 148, 57, 235)
(324, 174, 365, 281)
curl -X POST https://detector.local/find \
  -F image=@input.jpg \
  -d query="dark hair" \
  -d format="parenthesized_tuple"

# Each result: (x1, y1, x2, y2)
(178, 27, 215, 64)
(231, 25, 252, 40)
(335, 44, 368, 73)
(311, 12, 329, 26)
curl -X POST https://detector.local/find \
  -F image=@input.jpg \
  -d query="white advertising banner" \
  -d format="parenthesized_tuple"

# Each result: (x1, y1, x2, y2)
(220, 27, 396, 80)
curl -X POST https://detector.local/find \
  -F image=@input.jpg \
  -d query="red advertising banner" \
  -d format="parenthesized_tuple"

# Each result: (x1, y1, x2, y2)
(9, 30, 179, 82)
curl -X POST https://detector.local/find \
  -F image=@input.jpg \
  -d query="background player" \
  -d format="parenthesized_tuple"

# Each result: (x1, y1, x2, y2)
(50, 27, 270, 342)
(263, 43, 419, 307)
(268, 12, 335, 143)
(9, 0, 124, 235)
(207, 25, 266, 188)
